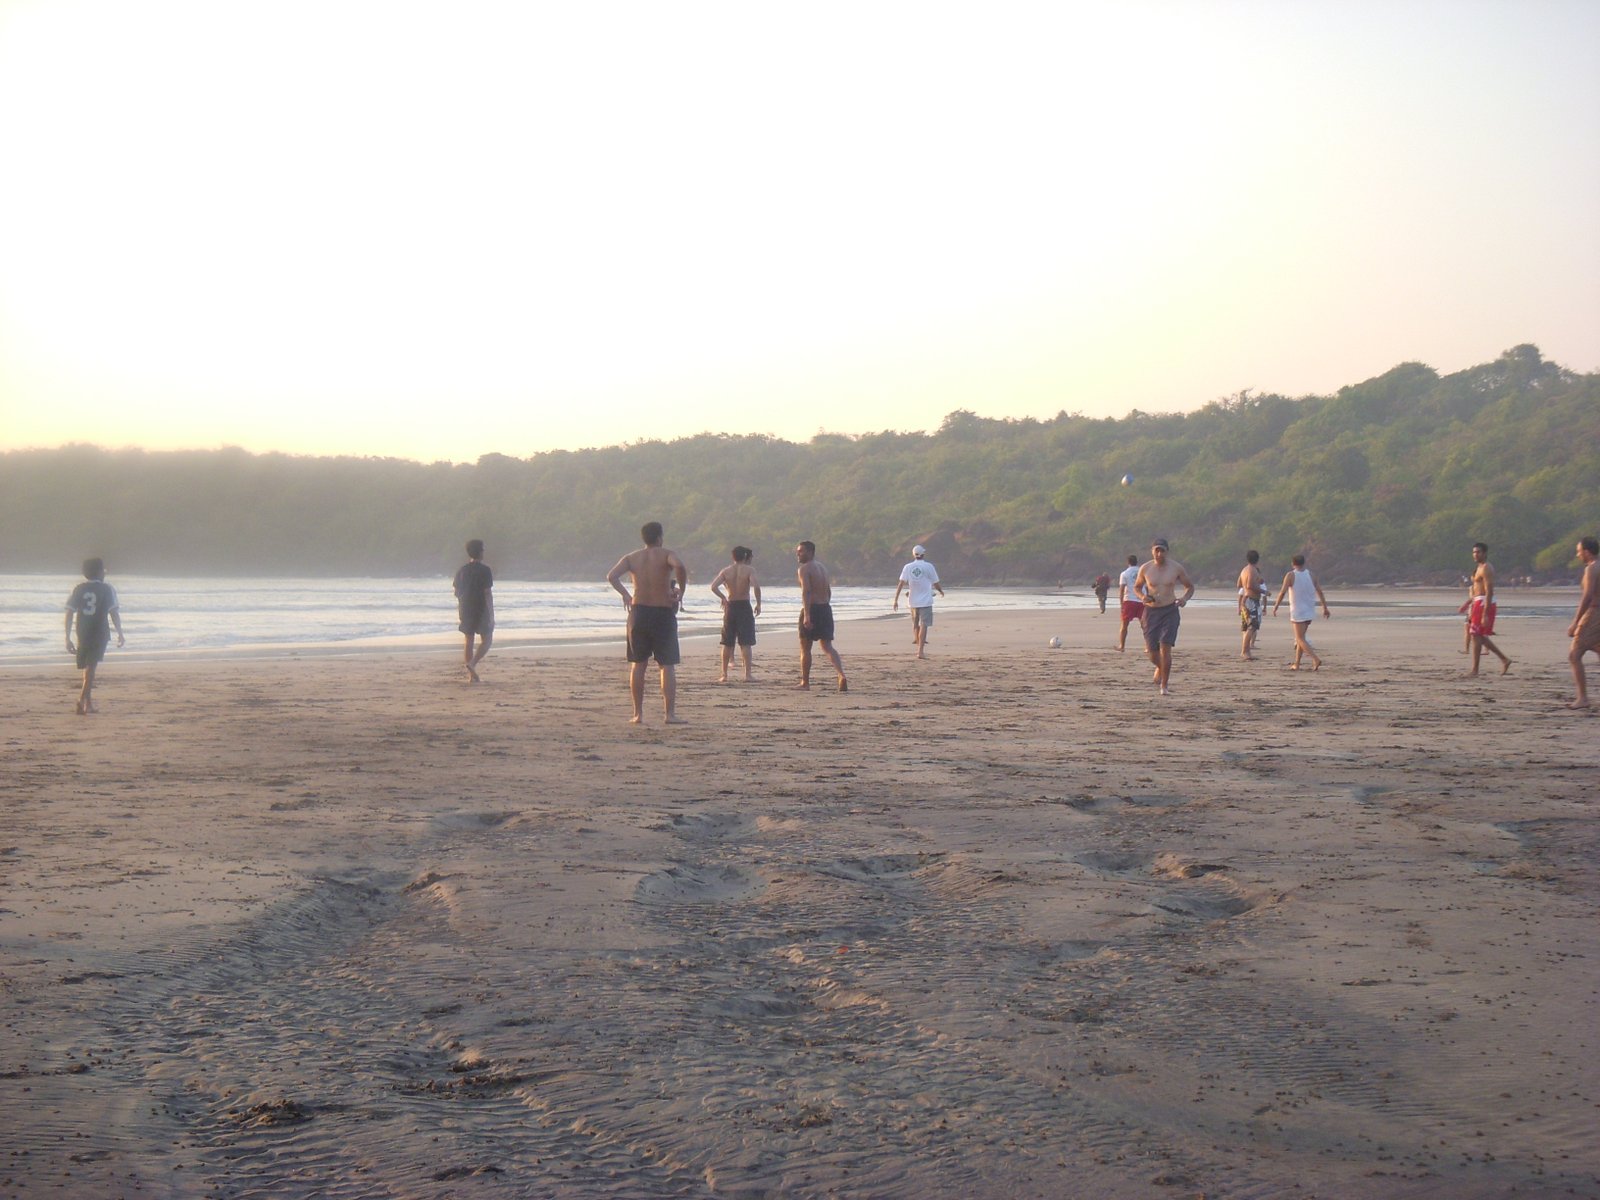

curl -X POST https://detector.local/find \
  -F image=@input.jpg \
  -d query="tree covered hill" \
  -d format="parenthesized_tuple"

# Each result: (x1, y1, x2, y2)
(3, 345, 1594, 585)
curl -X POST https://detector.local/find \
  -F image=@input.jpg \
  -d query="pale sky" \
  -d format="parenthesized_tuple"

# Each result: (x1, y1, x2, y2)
(1, 0, 1596, 463)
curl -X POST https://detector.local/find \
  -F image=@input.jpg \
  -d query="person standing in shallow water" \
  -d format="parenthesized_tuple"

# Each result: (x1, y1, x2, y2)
(607, 521, 688, 725)
(65, 557, 124, 715)
(452, 539, 494, 683)
(795, 540, 847, 692)
(710, 546, 761, 683)
(1272, 554, 1330, 671)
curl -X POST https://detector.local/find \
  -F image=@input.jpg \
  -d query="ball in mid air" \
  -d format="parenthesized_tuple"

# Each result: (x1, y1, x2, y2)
(1120, 473, 1133, 487)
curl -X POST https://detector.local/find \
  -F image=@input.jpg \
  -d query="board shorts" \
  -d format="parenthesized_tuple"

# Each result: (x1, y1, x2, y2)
(75, 630, 109, 670)
(458, 605, 494, 637)
(720, 599, 756, 647)
(627, 604, 681, 665)
(912, 605, 933, 627)
(1573, 611, 1600, 655)
(1120, 599, 1145, 623)
(1468, 597, 1497, 637)
(1240, 596, 1262, 632)
(799, 602, 835, 644)
(1143, 603, 1181, 649)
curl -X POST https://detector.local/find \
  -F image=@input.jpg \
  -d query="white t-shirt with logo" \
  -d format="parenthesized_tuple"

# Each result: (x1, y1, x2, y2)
(899, 559, 940, 607)
(1118, 565, 1140, 601)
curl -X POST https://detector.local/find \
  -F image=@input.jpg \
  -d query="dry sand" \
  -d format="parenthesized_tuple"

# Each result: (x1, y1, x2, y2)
(2, 590, 1596, 1199)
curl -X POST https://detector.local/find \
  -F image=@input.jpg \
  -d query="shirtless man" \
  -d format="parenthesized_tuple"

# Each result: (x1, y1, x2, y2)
(795, 540, 847, 692)
(1566, 536, 1599, 709)
(710, 545, 762, 683)
(1458, 542, 1511, 676)
(1272, 553, 1331, 671)
(1132, 539, 1194, 696)
(1237, 549, 1265, 660)
(1115, 554, 1142, 652)
(607, 521, 689, 724)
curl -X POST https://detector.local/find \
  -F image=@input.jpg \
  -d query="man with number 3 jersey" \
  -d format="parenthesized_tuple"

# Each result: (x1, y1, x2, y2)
(65, 557, 124, 715)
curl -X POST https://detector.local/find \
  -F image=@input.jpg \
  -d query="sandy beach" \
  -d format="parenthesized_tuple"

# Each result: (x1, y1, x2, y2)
(3, 590, 1595, 1199)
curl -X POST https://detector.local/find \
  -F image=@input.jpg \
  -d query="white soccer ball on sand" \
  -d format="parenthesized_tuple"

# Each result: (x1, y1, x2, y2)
(1048, 636, 1062, 649)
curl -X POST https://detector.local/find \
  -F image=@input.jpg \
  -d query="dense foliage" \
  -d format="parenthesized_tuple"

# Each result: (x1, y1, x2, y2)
(4, 346, 1594, 585)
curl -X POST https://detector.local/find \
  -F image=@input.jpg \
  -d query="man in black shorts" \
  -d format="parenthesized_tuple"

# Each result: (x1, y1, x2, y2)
(64, 557, 125, 715)
(452, 538, 494, 682)
(710, 545, 761, 683)
(795, 540, 847, 692)
(607, 521, 689, 724)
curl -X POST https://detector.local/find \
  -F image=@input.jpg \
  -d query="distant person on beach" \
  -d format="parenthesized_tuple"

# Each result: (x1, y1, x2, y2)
(1458, 542, 1511, 676)
(607, 521, 689, 724)
(1237, 549, 1265, 660)
(795, 540, 847, 692)
(710, 545, 761, 683)
(1133, 539, 1194, 696)
(64, 557, 124, 715)
(1566, 536, 1599, 709)
(1116, 554, 1142, 652)
(1092, 572, 1111, 614)
(893, 544, 946, 660)
(1272, 554, 1331, 670)
(452, 539, 494, 683)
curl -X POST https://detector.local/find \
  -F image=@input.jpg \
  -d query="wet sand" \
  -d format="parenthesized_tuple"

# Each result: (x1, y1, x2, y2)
(2, 590, 1595, 1198)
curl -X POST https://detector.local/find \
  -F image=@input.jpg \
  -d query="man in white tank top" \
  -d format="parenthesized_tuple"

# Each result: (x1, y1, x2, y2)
(1271, 554, 1330, 670)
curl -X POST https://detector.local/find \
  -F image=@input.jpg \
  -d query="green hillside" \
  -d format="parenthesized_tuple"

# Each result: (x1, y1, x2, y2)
(3, 345, 1594, 585)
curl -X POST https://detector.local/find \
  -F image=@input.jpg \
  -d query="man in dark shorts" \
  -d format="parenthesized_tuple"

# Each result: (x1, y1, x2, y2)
(607, 521, 689, 724)
(710, 545, 761, 683)
(452, 538, 494, 683)
(1132, 538, 1194, 697)
(795, 540, 847, 692)
(64, 557, 125, 715)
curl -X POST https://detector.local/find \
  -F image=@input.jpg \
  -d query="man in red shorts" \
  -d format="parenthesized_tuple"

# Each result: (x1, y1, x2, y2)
(1115, 554, 1142, 652)
(1458, 541, 1510, 677)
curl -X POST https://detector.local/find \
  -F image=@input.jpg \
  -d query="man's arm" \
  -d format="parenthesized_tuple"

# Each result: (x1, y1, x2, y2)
(798, 564, 814, 625)
(750, 572, 762, 616)
(1312, 573, 1331, 617)
(64, 606, 75, 651)
(606, 556, 634, 608)
(934, 581, 946, 598)
(710, 565, 731, 604)
(670, 553, 688, 610)
(893, 579, 907, 609)
(1177, 566, 1195, 607)
(1569, 565, 1599, 636)
(1132, 566, 1150, 602)
(1271, 572, 1291, 614)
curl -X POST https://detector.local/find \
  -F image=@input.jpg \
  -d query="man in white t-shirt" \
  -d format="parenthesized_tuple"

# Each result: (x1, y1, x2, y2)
(893, 544, 946, 660)
(1115, 554, 1142, 652)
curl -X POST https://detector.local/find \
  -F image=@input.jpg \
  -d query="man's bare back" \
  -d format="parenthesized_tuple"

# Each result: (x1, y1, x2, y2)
(714, 562, 757, 602)
(611, 546, 684, 609)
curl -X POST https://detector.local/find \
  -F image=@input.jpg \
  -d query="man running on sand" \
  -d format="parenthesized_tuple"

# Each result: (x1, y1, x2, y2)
(795, 540, 847, 692)
(893, 544, 946, 660)
(65, 557, 125, 715)
(710, 545, 762, 683)
(1272, 554, 1331, 671)
(452, 539, 494, 683)
(607, 521, 689, 724)
(1133, 538, 1194, 696)
(1116, 554, 1142, 652)
(1567, 536, 1600, 709)
(1458, 541, 1511, 676)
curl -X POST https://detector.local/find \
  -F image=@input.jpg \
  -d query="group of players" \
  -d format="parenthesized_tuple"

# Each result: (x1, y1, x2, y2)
(62, 534, 1600, 719)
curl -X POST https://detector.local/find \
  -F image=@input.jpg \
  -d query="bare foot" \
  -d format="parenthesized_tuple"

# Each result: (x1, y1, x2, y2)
(715, 677, 728, 685)
(1500, 660, 1512, 675)
(1466, 669, 1478, 677)
(794, 682, 810, 690)
(1311, 659, 1322, 671)
(837, 676, 848, 693)
(1159, 684, 1169, 696)
(628, 714, 643, 724)
(1567, 699, 1591, 710)
(665, 715, 687, 725)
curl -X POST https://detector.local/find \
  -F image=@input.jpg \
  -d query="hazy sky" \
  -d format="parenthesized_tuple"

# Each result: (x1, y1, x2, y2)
(1, 0, 1596, 463)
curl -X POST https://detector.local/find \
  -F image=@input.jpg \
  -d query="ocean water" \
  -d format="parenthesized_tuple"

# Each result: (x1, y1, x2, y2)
(1, 574, 1103, 664)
